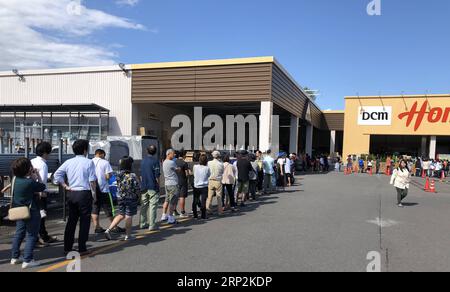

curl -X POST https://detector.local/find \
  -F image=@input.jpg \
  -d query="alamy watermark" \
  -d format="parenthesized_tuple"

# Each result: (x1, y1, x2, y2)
(171, 107, 280, 152)
(366, 251, 381, 272)
(367, 0, 382, 16)
(66, 251, 81, 272)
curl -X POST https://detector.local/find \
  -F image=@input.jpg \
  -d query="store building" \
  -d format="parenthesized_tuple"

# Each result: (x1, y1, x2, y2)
(342, 94, 450, 159)
(0, 57, 328, 155)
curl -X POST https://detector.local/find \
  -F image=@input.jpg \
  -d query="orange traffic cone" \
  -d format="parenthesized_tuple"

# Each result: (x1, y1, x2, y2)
(427, 179, 437, 193)
(424, 177, 430, 191)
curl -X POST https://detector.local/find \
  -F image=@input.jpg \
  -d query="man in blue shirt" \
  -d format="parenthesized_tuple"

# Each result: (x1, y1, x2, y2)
(140, 145, 161, 231)
(263, 150, 275, 194)
(54, 140, 97, 255)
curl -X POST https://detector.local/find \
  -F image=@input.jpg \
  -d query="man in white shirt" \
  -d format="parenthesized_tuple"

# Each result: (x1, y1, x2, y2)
(91, 149, 119, 234)
(31, 142, 57, 246)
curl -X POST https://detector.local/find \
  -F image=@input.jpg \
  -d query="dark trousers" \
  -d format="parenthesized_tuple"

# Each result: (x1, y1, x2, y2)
(193, 187, 208, 219)
(257, 171, 264, 192)
(222, 184, 236, 208)
(39, 197, 49, 241)
(249, 180, 257, 199)
(415, 168, 422, 177)
(64, 191, 93, 252)
(396, 187, 408, 205)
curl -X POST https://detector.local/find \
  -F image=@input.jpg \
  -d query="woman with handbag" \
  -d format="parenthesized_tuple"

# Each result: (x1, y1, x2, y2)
(9, 158, 46, 269)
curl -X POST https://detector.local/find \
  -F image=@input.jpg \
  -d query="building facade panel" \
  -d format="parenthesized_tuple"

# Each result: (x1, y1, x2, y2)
(0, 69, 132, 136)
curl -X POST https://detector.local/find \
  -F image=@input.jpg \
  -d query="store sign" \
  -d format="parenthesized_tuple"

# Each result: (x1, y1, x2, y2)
(358, 107, 392, 125)
(398, 101, 450, 131)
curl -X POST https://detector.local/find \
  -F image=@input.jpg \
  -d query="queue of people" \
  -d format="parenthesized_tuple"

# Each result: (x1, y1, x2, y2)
(3, 139, 298, 269)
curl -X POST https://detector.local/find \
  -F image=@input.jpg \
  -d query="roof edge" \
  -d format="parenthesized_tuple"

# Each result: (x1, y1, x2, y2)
(0, 65, 131, 77)
(131, 56, 275, 70)
(345, 94, 450, 99)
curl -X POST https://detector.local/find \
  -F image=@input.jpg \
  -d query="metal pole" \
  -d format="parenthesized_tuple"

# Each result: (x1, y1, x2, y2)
(25, 138, 29, 158)
(0, 137, 3, 154)
(40, 112, 44, 141)
(58, 139, 67, 222)
(99, 110, 102, 141)
(13, 112, 16, 153)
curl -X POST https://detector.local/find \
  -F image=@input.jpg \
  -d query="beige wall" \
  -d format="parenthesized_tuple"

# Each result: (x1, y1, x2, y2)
(343, 94, 450, 157)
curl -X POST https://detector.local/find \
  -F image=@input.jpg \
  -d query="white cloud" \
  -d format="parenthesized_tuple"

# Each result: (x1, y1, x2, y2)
(0, 0, 147, 70)
(116, 0, 139, 6)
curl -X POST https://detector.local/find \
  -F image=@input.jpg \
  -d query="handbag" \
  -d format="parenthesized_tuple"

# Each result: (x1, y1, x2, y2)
(8, 177, 31, 221)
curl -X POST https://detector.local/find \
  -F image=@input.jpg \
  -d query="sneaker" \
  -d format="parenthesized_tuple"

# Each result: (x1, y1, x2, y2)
(95, 227, 106, 234)
(36, 239, 49, 248)
(104, 229, 112, 241)
(173, 210, 180, 217)
(22, 260, 40, 270)
(167, 216, 177, 225)
(10, 257, 23, 265)
(160, 214, 168, 222)
(179, 212, 189, 218)
(111, 226, 126, 233)
(124, 235, 135, 241)
(40, 210, 47, 219)
(398, 204, 404, 208)
(43, 236, 58, 244)
(140, 224, 150, 230)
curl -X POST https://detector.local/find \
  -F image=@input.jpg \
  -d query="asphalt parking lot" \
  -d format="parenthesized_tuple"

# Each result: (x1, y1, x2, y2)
(1, 172, 450, 272)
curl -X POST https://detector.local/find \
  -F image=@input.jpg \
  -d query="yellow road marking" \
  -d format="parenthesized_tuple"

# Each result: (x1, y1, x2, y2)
(37, 218, 192, 272)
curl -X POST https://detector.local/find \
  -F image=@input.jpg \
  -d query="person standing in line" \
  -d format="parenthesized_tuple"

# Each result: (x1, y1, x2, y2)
(276, 153, 287, 190)
(390, 159, 411, 208)
(346, 155, 353, 174)
(31, 142, 58, 247)
(263, 150, 275, 194)
(415, 157, 422, 177)
(256, 151, 264, 195)
(284, 155, 293, 187)
(192, 154, 210, 220)
(54, 139, 97, 256)
(160, 149, 180, 225)
(91, 149, 119, 234)
(10, 158, 46, 269)
(105, 157, 140, 241)
(335, 157, 341, 173)
(140, 145, 161, 231)
(176, 150, 190, 218)
(221, 154, 237, 212)
(249, 154, 259, 200)
(236, 151, 254, 207)
(358, 157, 365, 173)
(367, 159, 373, 174)
(207, 151, 224, 215)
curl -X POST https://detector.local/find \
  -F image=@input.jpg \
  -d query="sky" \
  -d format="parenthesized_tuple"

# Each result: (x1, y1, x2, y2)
(0, 0, 449, 109)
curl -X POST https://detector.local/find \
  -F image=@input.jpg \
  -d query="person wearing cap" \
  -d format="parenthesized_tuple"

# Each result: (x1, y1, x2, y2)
(207, 151, 224, 215)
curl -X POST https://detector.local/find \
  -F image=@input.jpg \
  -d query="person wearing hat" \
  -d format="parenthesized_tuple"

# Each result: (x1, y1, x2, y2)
(207, 151, 224, 215)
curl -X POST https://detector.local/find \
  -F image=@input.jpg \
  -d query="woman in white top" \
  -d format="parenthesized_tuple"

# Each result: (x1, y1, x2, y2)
(390, 159, 411, 208)
(221, 155, 237, 211)
(193, 154, 210, 219)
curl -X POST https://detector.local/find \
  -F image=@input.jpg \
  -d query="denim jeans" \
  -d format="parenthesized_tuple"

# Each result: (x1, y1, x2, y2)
(11, 209, 41, 263)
